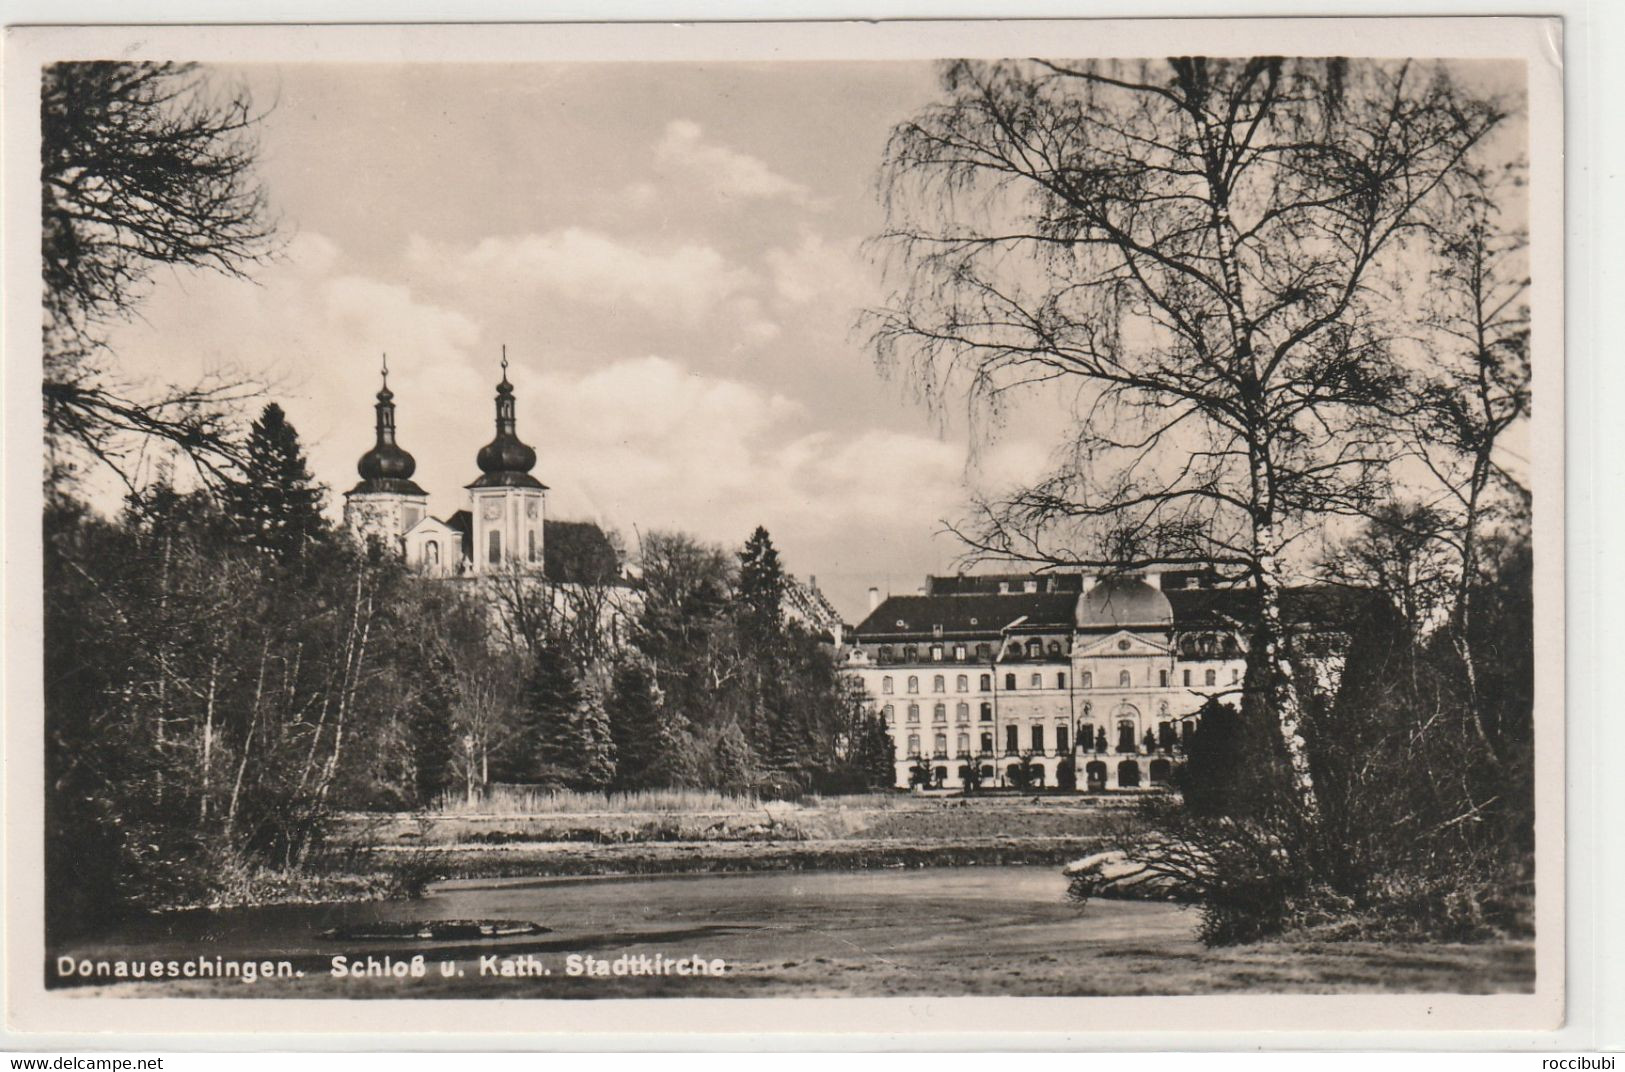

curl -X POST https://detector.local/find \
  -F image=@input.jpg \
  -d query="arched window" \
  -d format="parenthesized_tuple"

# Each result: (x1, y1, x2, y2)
(1030, 672, 1042, 688)
(1118, 759, 1142, 788)
(907, 676, 919, 694)
(932, 674, 946, 693)
(979, 673, 991, 691)
(907, 734, 920, 756)
(425, 540, 440, 566)
(528, 529, 538, 563)
(957, 732, 970, 756)
(980, 702, 993, 722)
(487, 529, 501, 564)
(1082, 671, 1093, 688)
(878, 645, 892, 663)
(975, 643, 991, 660)
(881, 676, 894, 695)
(980, 732, 994, 754)
(1026, 639, 1042, 658)
(933, 703, 947, 722)
(904, 645, 918, 661)
(1205, 669, 1217, 686)
(1048, 641, 1062, 656)
(907, 704, 920, 723)
(882, 704, 894, 725)
(956, 674, 969, 692)
(1119, 669, 1132, 688)
(933, 733, 947, 757)
(955, 702, 970, 722)
(1004, 673, 1017, 690)
(1079, 723, 1095, 752)
(1056, 725, 1069, 753)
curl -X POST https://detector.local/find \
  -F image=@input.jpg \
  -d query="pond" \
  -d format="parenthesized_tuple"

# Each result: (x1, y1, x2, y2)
(47, 866, 1530, 997)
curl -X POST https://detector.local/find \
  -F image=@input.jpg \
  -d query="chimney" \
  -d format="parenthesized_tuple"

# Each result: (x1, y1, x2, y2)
(833, 622, 845, 647)
(868, 586, 881, 612)
(809, 574, 818, 591)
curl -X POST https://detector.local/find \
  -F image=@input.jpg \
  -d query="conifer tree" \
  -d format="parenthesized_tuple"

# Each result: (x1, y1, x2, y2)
(736, 526, 787, 648)
(517, 643, 617, 790)
(223, 403, 327, 561)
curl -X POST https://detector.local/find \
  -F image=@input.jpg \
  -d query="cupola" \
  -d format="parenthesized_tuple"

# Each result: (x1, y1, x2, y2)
(351, 355, 426, 495)
(470, 347, 547, 490)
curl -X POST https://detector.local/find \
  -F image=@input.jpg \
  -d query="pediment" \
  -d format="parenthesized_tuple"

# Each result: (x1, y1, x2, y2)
(404, 516, 459, 539)
(1074, 630, 1170, 658)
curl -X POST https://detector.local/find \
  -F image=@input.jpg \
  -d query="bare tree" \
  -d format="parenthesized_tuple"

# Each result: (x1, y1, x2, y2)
(870, 58, 1508, 813)
(41, 61, 279, 491)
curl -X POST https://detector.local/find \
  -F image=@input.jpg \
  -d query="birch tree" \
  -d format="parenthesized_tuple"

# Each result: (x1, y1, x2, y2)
(870, 57, 1507, 813)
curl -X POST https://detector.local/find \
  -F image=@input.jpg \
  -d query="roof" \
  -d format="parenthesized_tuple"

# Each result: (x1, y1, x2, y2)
(853, 592, 1078, 639)
(466, 472, 549, 490)
(543, 519, 621, 584)
(345, 477, 427, 497)
(853, 578, 1383, 642)
(1075, 576, 1174, 629)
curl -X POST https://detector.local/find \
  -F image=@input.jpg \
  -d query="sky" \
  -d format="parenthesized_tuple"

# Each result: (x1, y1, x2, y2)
(96, 59, 1527, 623)
(100, 61, 1058, 621)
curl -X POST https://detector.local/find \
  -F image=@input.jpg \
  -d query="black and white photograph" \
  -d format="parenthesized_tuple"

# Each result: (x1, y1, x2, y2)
(2, 17, 1567, 1038)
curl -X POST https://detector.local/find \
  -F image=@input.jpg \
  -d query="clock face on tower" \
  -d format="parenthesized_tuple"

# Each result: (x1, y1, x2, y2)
(482, 500, 502, 521)
(525, 499, 539, 519)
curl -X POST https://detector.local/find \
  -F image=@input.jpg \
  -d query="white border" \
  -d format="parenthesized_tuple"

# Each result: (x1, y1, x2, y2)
(0, 5, 1606, 1052)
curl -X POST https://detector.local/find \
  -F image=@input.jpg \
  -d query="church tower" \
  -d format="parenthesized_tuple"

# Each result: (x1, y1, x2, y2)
(468, 348, 547, 576)
(343, 356, 429, 549)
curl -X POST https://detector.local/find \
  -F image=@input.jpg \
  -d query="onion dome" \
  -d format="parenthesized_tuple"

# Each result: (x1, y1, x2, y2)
(351, 355, 427, 496)
(1075, 575, 1174, 629)
(469, 348, 547, 490)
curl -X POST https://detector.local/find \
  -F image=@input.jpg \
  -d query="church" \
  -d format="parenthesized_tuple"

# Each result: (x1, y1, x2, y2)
(341, 353, 621, 582)
(843, 571, 1365, 792)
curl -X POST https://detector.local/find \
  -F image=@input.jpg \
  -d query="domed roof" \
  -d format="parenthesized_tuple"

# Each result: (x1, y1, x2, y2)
(469, 353, 547, 491)
(350, 360, 426, 497)
(1075, 575, 1174, 629)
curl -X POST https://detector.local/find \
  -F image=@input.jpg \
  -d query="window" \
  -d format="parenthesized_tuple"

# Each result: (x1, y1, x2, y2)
(933, 703, 947, 723)
(1023, 580, 1037, 593)
(1183, 669, 1192, 687)
(933, 675, 946, 693)
(878, 645, 892, 663)
(934, 733, 947, 757)
(907, 704, 920, 724)
(1158, 669, 1168, 687)
(882, 704, 894, 726)
(976, 644, 991, 660)
(1026, 639, 1042, 658)
(1205, 669, 1217, 686)
(1031, 725, 1045, 752)
(1004, 673, 1017, 690)
(931, 645, 943, 662)
(904, 645, 918, 661)
(1057, 672, 1067, 689)
(956, 702, 970, 722)
(957, 732, 970, 756)
(907, 734, 920, 756)
(404, 506, 422, 529)
(932, 624, 944, 638)
(425, 540, 440, 566)
(979, 673, 991, 691)
(487, 529, 501, 564)
(1079, 723, 1095, 751)
(1082, 671, 1093, 688)
(980, 731, 994, 754)
(907, 676, 919, 694)
(882, 676, 894, 695)
(980, 702, 993, 722)
(955, 646, 966, 661)
(1119, 670, 1132, 688)
(1030, 672, 1042, 688)
(1057, 726, 1069, 753)
(1005, 725, 1019, 754)
(956, 674, 968, 692)
(1158, 721, 1176, 750)
(528, 529, 538, 563)
(1117, 720, 1137, 753)
(1048, 641, 1062, 656)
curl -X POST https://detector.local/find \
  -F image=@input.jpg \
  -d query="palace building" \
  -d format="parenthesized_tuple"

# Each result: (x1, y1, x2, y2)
(842, 571, 1363, 791)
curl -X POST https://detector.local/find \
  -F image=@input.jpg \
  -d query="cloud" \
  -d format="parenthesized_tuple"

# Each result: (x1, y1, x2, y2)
(405, 228, 761, 331)
(654, 119, 813, 205)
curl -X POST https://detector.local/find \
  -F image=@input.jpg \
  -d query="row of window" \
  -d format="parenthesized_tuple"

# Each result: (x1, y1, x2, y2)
(879, 667, 1239, 696)
(874, 637, 1074, 663)
(903, 720, 1196, 758)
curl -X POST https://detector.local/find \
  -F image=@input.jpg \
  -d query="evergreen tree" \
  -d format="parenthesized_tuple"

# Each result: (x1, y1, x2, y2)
(736, 526, 787, 647)
(606, 653, 691, 790)
(515, 643, 617, 790)
(223, 403, 327, 561)
(408, 647, 459, 808)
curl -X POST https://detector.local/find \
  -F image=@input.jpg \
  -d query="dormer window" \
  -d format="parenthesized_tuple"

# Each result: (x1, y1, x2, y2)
(1023, 580, 1037, 593)
(932, 624, 943, 638)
